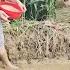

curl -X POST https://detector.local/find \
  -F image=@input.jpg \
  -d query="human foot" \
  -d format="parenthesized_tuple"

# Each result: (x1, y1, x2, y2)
(6, 63, 19, 70)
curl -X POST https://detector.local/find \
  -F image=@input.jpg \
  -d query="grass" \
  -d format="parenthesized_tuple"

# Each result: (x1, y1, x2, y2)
(56, 7, 70, 23)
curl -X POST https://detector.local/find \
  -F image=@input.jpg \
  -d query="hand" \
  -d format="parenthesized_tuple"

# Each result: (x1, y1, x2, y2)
(0, 10, 10, 22)
(22, 4, 27, 12)
(16, 0, 27, 12)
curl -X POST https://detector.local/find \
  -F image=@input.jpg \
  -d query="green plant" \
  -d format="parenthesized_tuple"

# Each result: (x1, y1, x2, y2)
(46, 0, 56, 19)
(11, 0, 56, 27)
(11, 20, 22, 27)
(22, 0, 56, 21)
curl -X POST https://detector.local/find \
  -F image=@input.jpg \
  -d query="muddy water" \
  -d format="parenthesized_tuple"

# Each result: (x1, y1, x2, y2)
(20, 64, 70, 70)
(0, 59, 70, 70)
(1, 64, 70, 70)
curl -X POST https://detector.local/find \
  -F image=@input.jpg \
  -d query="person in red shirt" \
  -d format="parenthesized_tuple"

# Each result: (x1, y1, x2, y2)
(0, 0, 26, 70)
(6, 0, 26, 12)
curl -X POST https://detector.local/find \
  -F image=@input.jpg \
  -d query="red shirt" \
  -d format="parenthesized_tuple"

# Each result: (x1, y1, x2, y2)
(6, 0, 17, 3)
(0, 0, 17, 3)
(0, 0, 26, 19)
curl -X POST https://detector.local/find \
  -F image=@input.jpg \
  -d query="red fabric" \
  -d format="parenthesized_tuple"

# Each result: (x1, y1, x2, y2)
(0, 0, 17, 3)
(5, 0, 17, 3)
(0, 2, 24, 19)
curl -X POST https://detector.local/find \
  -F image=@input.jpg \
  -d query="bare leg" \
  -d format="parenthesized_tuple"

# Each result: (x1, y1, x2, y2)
(0, 46, 18, 70)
